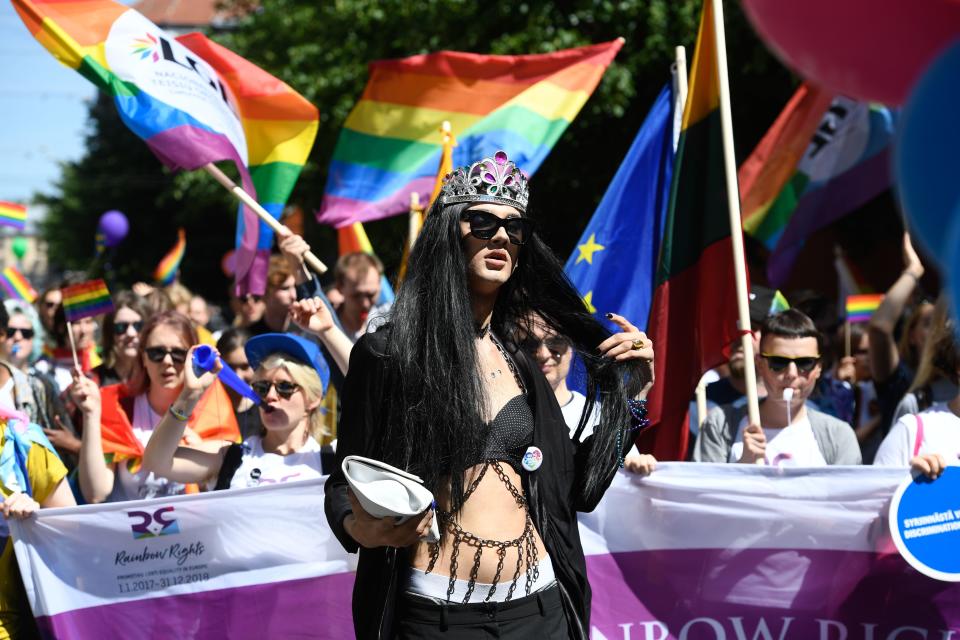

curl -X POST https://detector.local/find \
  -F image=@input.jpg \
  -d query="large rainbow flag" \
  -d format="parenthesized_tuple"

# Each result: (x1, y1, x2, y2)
(738, 85, 896, 286)
(318, 41, 623, 228)
(12, 1, 317, 295)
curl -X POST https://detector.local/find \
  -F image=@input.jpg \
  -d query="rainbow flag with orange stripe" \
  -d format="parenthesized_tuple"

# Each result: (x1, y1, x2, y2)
(846, 294, 884, 323)
(12, 2, 317, 295)
(318, 41, 622, 228)
(0, 266, 37, 302)
(153, 227, 185, 286)
(61, 279, 114, 322)
(0, 201, 27, 231)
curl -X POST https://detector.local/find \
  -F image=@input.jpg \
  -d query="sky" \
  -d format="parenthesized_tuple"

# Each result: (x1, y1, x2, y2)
(0, 2, 139, 206)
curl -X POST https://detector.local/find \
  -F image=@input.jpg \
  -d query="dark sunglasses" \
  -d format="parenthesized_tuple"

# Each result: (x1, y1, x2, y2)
(145, 346, 189, 364)
(239, 294, 263, 304)
(761, 353, 820, 374)
(114, 321, 143, 335)
(251, 380, 301, 401)
(520, 335, 570, 357)
(5, 327, 34, 340)
(461, 210, 535, 246)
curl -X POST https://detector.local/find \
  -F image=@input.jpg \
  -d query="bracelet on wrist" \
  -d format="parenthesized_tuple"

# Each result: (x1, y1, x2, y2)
(169, 405, 190, 422)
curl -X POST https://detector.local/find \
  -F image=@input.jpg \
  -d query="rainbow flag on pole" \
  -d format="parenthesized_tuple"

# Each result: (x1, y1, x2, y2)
(61, 279, 114, 322)
(11, 1, 317, 295)
(0, 266, 37, 303)
(153, 227, 186, 286)
(0, 201, 28, 231)
(846, 294, 884, 323)
(318, 41, 623, 228)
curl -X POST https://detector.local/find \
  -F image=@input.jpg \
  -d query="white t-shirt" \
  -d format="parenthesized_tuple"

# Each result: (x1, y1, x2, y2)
(227, 435, 324, 490)
(728, 414, 827, 467)
(109, 394, 186, 502)
(560, 390, 600, 440)
(0, 378, 15, 414)
(874, 403, 960, 467)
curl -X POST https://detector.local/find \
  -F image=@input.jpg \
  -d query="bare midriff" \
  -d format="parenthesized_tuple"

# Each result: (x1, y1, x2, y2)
(408, 462, 546, 584)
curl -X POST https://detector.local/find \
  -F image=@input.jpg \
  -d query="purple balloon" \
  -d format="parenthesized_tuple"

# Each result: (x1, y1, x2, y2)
(98, 210, 129, 247)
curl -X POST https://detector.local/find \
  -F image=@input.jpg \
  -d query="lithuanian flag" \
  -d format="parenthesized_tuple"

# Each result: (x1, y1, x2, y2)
(638, 0, 741, 461)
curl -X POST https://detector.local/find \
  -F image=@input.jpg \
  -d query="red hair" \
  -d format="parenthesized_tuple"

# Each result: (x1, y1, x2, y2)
(125, 311, 199, 397)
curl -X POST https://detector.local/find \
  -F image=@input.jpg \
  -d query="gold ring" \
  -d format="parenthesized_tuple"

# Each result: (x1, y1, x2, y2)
(631, 338, 645, 350)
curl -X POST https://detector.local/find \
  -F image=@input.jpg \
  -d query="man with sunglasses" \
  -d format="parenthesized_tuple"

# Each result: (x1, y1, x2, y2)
(694, 310, 861, 466)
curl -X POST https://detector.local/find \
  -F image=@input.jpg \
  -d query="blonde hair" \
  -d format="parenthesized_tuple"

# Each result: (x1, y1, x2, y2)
(258, 353, 327, 441)
(908, 296, 959, 393)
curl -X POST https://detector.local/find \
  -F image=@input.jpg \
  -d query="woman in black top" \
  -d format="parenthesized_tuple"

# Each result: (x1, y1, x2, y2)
(325, 150, 654, 639)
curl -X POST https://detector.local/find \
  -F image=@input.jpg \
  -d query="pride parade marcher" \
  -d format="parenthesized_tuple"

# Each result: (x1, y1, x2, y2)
(69, 311, 240, 503)
(0, 410, 75, 639)
(142, 299, 349, 488)
(325, 151, 654, 639)
(694, 309, 862, 466)
(92, 290, 151, 387)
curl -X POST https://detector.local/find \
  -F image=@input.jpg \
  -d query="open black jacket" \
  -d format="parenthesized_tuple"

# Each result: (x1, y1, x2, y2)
(324, 329, 625, 640)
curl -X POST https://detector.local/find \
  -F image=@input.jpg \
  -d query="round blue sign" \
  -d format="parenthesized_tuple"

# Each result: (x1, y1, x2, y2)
(889, 466, 960, 581)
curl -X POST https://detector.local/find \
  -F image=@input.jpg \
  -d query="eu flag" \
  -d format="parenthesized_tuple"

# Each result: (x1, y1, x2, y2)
(563, 84, 675, 332)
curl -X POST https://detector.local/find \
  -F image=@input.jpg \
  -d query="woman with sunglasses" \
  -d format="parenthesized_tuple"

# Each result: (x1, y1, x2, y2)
(92, 291, 152, 387)
(142, 312, 334, 490)
(326, 151, 654, 640)
(69, 311, 240, 503)
(694, 309, 861, 466)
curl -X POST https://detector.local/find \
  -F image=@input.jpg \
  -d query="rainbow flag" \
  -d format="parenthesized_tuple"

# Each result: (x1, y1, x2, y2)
(61, 279, 114, 322)
(153, 227, 186, 286)
(0, 266, 37, 303)
(337, 222, 395, 305)
(318, 41, 623, 228)
(0, 201, 27, 231)
(737, 84, 896, 286)
(846, 294, 884, 323)
(12, 1, 317, 295)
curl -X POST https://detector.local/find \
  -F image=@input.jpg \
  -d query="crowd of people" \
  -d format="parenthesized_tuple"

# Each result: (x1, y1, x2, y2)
(0, 150, 955, 638)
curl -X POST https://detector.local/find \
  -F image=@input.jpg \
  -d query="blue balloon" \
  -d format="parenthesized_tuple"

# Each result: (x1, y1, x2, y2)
(895, 39, 960, 267)
(97, 210, 129, 248)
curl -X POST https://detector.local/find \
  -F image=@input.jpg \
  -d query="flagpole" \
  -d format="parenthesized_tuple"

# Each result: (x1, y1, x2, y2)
(710, 0, 761, 427)
(203, 163, 327, 276)
(673, 46, 688, 151)
(65, 321, 82, 372)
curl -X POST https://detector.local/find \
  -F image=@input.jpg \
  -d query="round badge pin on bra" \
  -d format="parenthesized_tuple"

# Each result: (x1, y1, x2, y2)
(522, 446, 543, 472)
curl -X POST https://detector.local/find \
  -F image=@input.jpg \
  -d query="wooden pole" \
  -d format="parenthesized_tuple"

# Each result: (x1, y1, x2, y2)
(711, 0, 761, 427)
(672, 46, 688, 151)
(65, 321, 82, 372)
(203, 163, 327, 276)
(844, 321, 851, 358)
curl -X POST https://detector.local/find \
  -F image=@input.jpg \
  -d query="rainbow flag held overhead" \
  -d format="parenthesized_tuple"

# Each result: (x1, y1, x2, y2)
(153, 227, 186, 286)
(337, 222, 395, 305)
(0, 201, 28, 231)
(61, 279, 114, 322)
(738, 84, 897, 286)
(0, 267, 38, 303)
(846, 294, 884, 324)
(12, 1, 317, 295)
(319, 41, 623, 228)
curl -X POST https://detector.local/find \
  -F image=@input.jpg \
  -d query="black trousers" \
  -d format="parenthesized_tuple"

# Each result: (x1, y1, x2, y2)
(395, 584, 569, 639)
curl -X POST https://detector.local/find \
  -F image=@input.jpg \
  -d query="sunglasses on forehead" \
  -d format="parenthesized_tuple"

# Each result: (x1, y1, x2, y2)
(145, 347, 189, 364)
(461, 210, 535, 246)
(760, 353, 820, 374)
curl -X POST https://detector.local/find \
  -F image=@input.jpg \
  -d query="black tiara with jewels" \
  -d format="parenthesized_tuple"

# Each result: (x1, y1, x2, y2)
(437, 150, 529, 213)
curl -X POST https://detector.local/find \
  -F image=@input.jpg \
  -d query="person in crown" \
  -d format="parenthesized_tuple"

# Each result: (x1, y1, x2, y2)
(325, 150, 655, 639)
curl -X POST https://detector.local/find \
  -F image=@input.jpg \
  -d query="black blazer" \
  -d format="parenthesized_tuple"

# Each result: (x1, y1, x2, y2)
(324, 329, 624, 639)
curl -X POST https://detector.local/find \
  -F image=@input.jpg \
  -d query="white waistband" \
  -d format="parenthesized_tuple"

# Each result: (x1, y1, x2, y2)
(405, 556, 556, 604)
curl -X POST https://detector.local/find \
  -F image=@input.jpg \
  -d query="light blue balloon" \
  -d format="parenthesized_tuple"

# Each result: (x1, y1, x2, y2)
(895, 38, 960, 267)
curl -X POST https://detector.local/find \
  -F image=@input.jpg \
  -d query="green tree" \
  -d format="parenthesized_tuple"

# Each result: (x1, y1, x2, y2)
(39, 0, 795, 301)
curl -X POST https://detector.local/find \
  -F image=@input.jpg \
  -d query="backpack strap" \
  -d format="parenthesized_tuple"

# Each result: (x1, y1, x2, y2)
(913, 414, 925, 458)
(214, 443, 245, 491)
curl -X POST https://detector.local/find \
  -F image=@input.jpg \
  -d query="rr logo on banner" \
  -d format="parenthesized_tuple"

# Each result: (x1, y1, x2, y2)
(127, 506, 180, 539)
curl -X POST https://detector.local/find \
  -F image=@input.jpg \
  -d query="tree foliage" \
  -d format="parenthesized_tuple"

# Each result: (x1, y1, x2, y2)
(38, 0, 796, 301)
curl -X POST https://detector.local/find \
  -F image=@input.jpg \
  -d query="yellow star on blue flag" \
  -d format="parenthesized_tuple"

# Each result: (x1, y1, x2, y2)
(576, 234, 605, 264)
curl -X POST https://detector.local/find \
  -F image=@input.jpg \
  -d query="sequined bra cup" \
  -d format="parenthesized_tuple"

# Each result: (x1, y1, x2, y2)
(425, 332, 541, 604)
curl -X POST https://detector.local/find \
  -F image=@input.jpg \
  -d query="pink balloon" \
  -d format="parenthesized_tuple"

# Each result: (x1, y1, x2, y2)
(742, 0, 960, 105)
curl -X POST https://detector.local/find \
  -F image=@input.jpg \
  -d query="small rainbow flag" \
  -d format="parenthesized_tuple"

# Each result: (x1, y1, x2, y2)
(62, 279, 114, 322)
(846, 294, 884, 323)
(154, 227, 186, 286)
(0, 201, 27, 231)
(0, 266, 37, 302)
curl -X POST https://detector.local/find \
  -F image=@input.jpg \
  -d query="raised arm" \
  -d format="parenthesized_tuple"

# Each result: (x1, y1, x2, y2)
(70, 373, 115, 504)
(869, 232, 924, 382)
(289, 297, 353, 376)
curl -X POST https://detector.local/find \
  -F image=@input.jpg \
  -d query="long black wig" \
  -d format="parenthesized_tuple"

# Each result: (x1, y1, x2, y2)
(377, 200, 650, 513)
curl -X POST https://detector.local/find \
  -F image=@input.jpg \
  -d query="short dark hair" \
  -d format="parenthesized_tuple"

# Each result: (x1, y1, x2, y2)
(760, 309, 823, 355)
(0, 303, 8, 329)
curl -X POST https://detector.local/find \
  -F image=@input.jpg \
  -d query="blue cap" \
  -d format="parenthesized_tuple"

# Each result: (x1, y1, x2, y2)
(245, 333, 330, 393)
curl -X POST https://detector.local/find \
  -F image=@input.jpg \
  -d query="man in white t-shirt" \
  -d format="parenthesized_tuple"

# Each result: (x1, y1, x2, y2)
(695, 309, 861, 466)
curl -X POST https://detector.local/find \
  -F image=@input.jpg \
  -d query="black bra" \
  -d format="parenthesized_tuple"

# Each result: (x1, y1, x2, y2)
(464, 394, 535, 474)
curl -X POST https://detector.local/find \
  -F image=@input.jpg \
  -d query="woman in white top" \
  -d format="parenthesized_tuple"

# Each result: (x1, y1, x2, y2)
(143, 299, 346, 489)
(875, 298, 960, 478)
